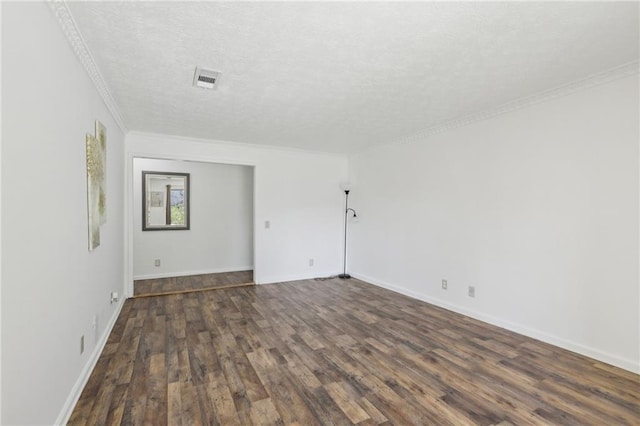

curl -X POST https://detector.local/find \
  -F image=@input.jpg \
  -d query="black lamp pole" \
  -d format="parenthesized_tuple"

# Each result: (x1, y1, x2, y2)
(339, 189, 357, 279)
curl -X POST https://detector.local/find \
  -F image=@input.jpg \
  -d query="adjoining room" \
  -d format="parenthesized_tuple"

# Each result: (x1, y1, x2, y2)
(133, 158, 255, 297)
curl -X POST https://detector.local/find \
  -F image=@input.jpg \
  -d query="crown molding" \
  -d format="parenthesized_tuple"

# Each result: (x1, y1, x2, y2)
(48, 0, 128, 133)
(127, 130, 349, 159)
(46, 0, 636, 152)
(388, 61, 640, 149)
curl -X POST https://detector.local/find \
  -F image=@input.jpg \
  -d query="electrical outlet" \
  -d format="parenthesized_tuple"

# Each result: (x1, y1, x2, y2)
(92, 315, 97, 329)
(80, 335, 85, 354)
(155, 259, 161, 267)
(110, 292, 119, 304)
(309, 258, 314, 267)
(441, 279, 448, 290)
(265, 220, 270, 229)
(468, 286, 475, 298)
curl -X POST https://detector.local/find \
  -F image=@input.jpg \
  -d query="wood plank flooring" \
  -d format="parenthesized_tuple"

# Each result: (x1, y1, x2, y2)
(70, 278, 640, 425)
(134, 270, 254, 297)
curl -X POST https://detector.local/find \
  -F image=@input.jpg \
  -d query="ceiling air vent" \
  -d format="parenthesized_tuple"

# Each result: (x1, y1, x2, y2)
(193, 67, 221, 89)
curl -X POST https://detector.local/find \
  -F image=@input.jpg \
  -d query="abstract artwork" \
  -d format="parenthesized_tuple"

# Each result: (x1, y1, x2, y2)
(95, 120, 107, 225)
(86, 120, 107, 251)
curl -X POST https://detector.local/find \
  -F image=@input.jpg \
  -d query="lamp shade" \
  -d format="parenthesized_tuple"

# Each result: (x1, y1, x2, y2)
(339, 182, 352, 192)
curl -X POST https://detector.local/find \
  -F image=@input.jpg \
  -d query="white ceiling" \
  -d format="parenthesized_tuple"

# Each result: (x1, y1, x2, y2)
(66, 1, 639, 154)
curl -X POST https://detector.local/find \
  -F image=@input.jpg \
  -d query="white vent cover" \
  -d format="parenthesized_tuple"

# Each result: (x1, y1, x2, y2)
(193, 67, 221, 89)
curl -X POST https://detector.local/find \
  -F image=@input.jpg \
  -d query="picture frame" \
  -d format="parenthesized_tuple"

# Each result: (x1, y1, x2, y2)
(142, 171, 190, 231)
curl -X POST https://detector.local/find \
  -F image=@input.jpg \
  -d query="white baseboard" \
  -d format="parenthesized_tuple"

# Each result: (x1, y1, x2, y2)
(134, 266, 253, 281)
(351, 272, 640, 375)
(54, 297, 126, 425)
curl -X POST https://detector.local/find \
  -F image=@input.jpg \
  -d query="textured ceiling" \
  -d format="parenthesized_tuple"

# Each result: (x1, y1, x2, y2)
(66, 1, 639, 154)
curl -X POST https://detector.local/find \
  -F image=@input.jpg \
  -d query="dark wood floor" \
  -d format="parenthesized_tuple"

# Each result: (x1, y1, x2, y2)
(134, 270, 254, 297)
(70, 278, 639, 425)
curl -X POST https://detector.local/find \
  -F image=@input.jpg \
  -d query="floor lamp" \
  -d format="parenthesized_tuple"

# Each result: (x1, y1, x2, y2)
(339, 186, 357, 279)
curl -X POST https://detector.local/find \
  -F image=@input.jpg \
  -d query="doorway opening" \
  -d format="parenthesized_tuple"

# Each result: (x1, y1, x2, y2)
(131, 157, 255, 297)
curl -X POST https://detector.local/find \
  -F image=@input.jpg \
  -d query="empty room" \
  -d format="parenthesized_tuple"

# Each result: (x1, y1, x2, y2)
(1, 1, 639, 425)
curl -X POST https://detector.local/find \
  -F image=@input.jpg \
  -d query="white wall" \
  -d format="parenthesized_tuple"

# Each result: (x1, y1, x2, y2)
(133, 158, 254, 279)
(349, 74, 640, 373)
(126, 132, 348, 288)
(1, 3, 125, 424)
(0, 3, 4, 422)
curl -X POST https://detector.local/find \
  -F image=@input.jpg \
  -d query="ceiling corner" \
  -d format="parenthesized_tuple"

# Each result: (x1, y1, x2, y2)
(47, 0, 128, 133)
